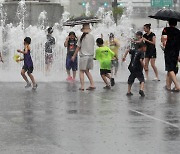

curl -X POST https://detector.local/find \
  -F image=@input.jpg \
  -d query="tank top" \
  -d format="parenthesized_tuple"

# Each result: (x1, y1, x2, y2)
(24, 49, 33, 67)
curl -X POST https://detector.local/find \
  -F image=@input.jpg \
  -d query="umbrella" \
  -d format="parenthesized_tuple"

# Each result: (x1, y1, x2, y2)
(63, 16, 101, 26)
(149, 9, 180, 22)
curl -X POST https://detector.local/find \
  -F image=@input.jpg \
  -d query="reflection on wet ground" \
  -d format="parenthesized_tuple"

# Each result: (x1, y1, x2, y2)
(0, 80, 179, 154)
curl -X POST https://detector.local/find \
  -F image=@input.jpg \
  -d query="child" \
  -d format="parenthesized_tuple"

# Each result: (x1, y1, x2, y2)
(17, 37, 37, 90)
(131, 31, 143, 50)
(64, 31, 78, 81)
(122, 42, 146, 97)
(45, 27, 55, 74)
(95, 38, 116, 89)
(105, 33, 120, 86)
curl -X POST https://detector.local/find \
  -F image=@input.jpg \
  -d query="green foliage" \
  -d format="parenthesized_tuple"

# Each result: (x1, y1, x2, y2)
(113, 7, 123, 17)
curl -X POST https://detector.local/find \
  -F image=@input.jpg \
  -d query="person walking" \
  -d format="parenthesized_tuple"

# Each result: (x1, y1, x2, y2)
(161, 19, 180, 92)
(143, 24, 159, 81)
(71, 24, 95, 91)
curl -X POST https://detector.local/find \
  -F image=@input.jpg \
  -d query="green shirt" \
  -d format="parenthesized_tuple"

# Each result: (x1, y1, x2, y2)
(95, 46, 115, 70)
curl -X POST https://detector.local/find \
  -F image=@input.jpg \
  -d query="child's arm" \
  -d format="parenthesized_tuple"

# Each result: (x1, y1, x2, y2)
(143, 36, 156, 45)
(17, 45, 30, 54)
(64, 36, 69, 47)
(133, 38, 143, 44)
(122, 49, 130, 62)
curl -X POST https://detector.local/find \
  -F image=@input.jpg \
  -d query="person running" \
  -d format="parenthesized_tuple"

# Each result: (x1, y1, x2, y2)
(71, 24, 95, 91)
(161, 19, 180, 92)
(143, 24, 159, 81)
(17, 37, 37, 90)
(105, 33, 120, 86)
(122, 42, 146, 97)
(45, 27, 55, 73)
(64, 31, 78, 82)
(95, 38, 116, 89)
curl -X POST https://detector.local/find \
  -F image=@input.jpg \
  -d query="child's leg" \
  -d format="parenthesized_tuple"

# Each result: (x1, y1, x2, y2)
(28, 73, 36, 86)
(105, 73, 111, 79)
(21, 69, 29, 83)
(127, 73, 135, 93)
(101, 74, 109, 86)
(128, 84, 132, 93)
(66, 69, 71, 77)
(73, 71, 76, 79)
(140, 82, 145, 91)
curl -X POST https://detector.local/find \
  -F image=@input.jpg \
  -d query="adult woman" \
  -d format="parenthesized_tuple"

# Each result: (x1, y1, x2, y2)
(161, 19, 180, 91)
(71, 24, 95, 91)
(143, 24, 159, 81)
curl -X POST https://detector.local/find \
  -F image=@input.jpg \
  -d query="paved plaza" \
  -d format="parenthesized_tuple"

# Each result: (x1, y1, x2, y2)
(0, 76, 179, 154)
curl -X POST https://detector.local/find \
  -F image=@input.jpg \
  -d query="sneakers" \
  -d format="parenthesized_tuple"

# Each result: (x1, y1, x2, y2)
(110, 78, 115, 86)
(66, 76, 73, 82)
(103, 85, 111, 89)
(32, 84, 38, 90)
(139, 90, 145, 97)
(126, 92, 133, 96)
(25, 82, 31, 88)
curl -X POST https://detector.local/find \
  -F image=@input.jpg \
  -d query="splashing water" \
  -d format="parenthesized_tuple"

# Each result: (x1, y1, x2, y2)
(16, 0, 27, 30)
(85, 2, 91, 17)
(0, 0, 166, 82)
(38, 11, 48, 29)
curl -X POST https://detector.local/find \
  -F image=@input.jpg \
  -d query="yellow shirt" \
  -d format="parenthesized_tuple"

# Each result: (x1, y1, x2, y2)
(105, 38, 120, 59)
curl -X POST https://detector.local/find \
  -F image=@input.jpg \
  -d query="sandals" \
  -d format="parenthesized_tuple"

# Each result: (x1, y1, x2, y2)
(164, 86, 171, 91)
(79, 88, 84, 91)
(171, 88, 180, 92)
(86, 87, 96, 91)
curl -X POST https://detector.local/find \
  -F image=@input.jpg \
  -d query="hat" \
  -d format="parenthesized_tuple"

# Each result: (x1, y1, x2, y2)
(81, 24, 91, 33)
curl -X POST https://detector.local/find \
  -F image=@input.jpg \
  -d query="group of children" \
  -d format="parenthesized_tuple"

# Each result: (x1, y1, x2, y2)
(63, 30, 146, 96)
(1, 21, 178, 95)
(2, 29, 144, 95)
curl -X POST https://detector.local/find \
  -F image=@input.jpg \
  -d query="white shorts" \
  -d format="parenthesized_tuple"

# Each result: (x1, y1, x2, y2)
(79, 56, 93, 71)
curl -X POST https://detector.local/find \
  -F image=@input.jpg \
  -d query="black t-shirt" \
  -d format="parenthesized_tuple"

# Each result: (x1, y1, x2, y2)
(67, 39, 77, 56)
(162, 27, 180, 57)
(143, 32, 156, 53)
(128, 49, 144, 72)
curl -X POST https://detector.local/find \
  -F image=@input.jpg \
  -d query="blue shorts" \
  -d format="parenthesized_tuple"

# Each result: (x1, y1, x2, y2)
(66, 55, 78, 71)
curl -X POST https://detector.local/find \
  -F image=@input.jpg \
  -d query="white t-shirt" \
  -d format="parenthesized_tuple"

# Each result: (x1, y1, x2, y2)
(77, 33, 95, 57)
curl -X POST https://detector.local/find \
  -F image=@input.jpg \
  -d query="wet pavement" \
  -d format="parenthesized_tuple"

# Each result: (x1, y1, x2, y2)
(0, 78, 179, 154)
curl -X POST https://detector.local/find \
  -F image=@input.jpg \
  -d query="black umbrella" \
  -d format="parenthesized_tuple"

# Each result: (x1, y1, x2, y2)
(63, 16, 101, 26)
(149, 9, 180, 22)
